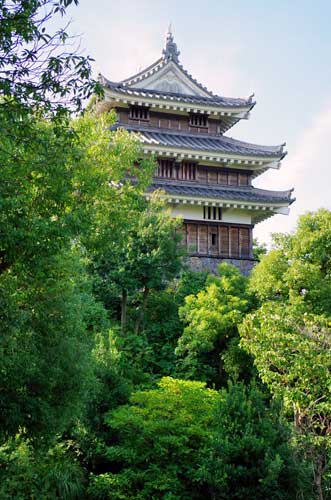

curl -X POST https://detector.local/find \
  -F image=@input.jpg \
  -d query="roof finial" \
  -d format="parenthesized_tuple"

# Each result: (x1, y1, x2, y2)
(163, 24, 180, 63)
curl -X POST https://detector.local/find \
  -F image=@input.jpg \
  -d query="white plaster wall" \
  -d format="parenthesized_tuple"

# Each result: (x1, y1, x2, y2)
(170, 204, 252, 224)
(223, 209, 252, 224)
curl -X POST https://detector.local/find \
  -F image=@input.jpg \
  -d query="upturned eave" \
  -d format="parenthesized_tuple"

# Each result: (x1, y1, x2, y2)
(112, 124, 286, 169)
(143, 144, 283, 170)
(103, 86, 254, 119)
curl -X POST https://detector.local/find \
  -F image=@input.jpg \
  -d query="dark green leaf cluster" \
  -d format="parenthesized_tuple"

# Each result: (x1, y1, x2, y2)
(176, 263, 255, 386)
(87, 379, 309, 500)
(0, 0, 101, 115)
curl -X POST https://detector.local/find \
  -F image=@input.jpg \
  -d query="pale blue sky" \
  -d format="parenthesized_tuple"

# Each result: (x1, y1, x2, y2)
(65, 0, 331, 244)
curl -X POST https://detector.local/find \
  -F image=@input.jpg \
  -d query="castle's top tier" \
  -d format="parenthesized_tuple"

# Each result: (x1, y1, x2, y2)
(99, 29, 256, 132)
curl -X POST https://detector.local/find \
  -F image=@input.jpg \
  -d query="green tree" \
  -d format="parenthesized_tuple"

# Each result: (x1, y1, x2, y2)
(88, 377, 220, 500)
(0, 248, 103, 440)
(207, 383, 311, 500)
(252, 237, 267, 260)
(0, 0, 100, 114)
(0, 111, 153, 440)
(241, 305, 331, 500)
(0, 437, 84, 500)
(241, 210, 331, 499)
(92, 191, 184, 333)
(249, 209, 331, 314)
(87, 378, 309, 500)
(138, 271, 209, 376)
(176, 263, 254, 386)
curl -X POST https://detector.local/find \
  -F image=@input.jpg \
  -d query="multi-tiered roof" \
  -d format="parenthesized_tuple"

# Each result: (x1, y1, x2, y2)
(99, 29, 294, 225)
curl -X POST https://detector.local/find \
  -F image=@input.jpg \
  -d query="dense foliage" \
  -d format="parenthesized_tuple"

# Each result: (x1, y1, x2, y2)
(241, 210, 331, 500)
(1, 1, 329, 499)
(88, 379, 307, 500)
(176, 263, 255, 386)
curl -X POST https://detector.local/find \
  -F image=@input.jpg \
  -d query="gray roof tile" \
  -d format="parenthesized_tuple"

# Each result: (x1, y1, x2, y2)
(103, 79, 253, 108)
(115, 124, 285, 158)
(149, 179, 295, 205)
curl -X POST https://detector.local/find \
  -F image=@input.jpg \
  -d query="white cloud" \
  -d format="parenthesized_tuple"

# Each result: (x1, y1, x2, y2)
(254, 102, 331, 245)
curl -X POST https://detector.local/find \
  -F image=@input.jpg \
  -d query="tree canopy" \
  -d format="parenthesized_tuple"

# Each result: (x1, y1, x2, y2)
(1, 1, 329, 498)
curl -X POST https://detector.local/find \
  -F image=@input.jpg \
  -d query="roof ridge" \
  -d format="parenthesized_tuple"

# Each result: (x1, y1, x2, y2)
(119, 57, 165, 86)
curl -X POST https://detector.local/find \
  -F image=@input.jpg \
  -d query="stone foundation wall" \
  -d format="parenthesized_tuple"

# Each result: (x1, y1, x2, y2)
(188, 257, 256, 276)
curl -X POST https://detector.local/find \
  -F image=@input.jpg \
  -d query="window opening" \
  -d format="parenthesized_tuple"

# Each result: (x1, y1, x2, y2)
(189, 114, 208, 128)
(203, 206, 222, 221)
(156, 159, 174, 178)
(129, 106, 149, 121)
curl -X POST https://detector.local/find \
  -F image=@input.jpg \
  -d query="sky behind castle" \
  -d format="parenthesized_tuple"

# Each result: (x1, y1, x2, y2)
(66, 0, 331, 245)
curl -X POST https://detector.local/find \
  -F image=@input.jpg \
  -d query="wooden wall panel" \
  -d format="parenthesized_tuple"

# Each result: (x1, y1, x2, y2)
(169, 117, 180, 130)
(183, 223, 252, 259)
(150, 114, 159, 127)
(230, 227, 239, 257)
(155, 163, 252, 187)
(208, 119, 219, 134)
(228, 172, 238, 186)
(117, 110, 233, 139)
(198, 225, 208, 254)
(144, 112, 221, 134)
(197, 166, 207, 183)
(218, 171, 228, 185)
(157, 159, 174, 178)
(220, 227, 229, 257)
(238, 173, 248, 186)
(239, 227, 250, 258)
(208, 170, 218, 184)
(187, 224, 198, 253)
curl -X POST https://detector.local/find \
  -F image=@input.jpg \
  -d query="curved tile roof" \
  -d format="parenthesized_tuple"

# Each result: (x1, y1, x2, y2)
(149, 180, 295, 205)
(102, 78, 254, 109)
(114, 124, 286, 158)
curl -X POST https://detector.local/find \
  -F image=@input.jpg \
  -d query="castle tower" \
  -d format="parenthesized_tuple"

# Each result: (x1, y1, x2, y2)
(99, 30, 294, 274)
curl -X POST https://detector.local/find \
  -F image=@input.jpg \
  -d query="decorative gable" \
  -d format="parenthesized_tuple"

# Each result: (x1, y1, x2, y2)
(129, 61, 211, 97)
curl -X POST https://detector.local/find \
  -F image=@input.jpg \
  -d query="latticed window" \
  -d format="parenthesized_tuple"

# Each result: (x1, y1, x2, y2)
(129, 106, 149, 121)
(179, 162, 196, 180)
(156, 159, 174, 178)
(203, 206, 222, 221)
(189, 113, 208, 128)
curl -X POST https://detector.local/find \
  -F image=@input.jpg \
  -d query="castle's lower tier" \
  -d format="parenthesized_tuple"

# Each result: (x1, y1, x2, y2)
(180, 221, 253, 259)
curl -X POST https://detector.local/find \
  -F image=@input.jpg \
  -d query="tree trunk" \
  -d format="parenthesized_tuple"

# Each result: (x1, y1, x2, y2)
(134, 285, 149, 334)
(121, 289, 127, 333)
